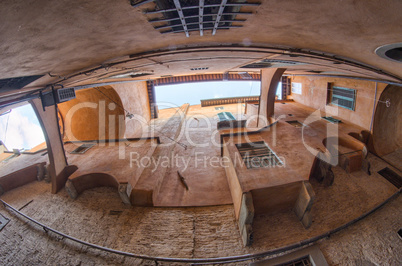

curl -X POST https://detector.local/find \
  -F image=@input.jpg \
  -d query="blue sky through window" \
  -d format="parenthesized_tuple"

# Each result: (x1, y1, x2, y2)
(0, 81, 283, 150)
(155, 81, 282, 109)
(0, 104, 45, 150)
(156, 81, 260, 109)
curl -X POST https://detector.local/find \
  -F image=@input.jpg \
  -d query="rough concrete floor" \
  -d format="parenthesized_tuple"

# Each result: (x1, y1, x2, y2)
(0, 154, 401, 265)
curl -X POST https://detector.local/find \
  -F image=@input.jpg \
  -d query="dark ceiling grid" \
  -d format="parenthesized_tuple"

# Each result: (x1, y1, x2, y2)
(199, 0, 204, 36)
(131, 0, 260, 37)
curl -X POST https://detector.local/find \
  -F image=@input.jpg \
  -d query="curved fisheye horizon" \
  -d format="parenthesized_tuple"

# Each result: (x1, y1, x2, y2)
(0, 1, 401, 265)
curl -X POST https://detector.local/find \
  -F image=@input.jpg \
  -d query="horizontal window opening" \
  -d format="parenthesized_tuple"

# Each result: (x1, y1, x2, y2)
(276, 255, 312, 266)
(70, 143, 95, 154)
(330, 86, 356, 111)
(236, 141, 283, 169)
(378, 167, 402, 188)
(322, 116, 342, 123)
(286, 120, 304, 128)
(217, 112, 235, 122)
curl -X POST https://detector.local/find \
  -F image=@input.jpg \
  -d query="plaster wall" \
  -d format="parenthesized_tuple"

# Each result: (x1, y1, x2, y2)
(1, 0, 402, 82)
(258, 68, 286, 126)
(112, 81, 151, 138)
(372, 85, 402, 156)
(150, 104, 241, 207)
(222, 143, 243, 219)
(31, 99, 67, 193)
(132, 103, 249, 207)
(58, 86, 125, 141)
(0, 101, 401, 264)
(224, 101, 370, 214)
(65, 139, 157, 185)
(223, 131, 307, 215)
(0, 153, 49, 178)
(245, 103, 259, 127)
(290, 76, 387, 130)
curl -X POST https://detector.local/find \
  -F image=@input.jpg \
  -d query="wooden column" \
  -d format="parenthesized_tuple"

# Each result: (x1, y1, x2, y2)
(257, 68, 286, 127)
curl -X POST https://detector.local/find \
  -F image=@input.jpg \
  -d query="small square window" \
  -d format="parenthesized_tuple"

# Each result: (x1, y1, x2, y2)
(277, 255, 312, 266)
(327, 83, 356, 111)
(217, 112, 235, 121)
(215, 106, 224, 110)
(286, 120, 305, 128)
(236, 141, 283, 169)
(70, 143, 95, 154)
(378, 167, 402, 188)
(322, 116, 342, 123)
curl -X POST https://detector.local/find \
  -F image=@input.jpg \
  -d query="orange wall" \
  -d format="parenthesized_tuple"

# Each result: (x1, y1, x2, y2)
(290, 76, 388, 130)
(58, 86, 125, 141)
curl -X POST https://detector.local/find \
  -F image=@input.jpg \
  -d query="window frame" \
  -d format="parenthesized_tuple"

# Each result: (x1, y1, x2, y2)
(235, 141, 283, 169)
(217, 112, 236, 122)
(327, 83, 357, 111)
